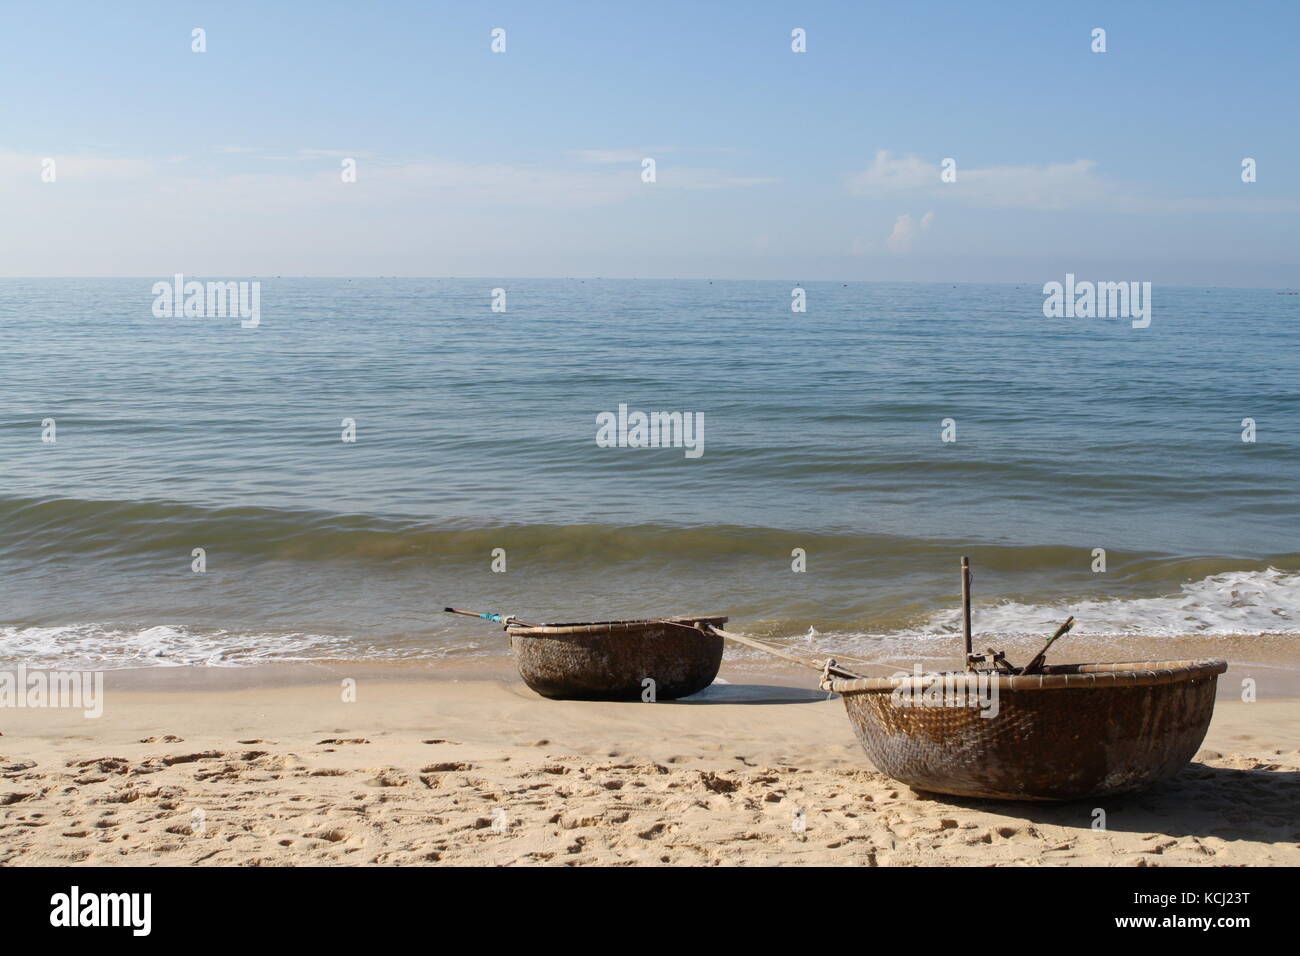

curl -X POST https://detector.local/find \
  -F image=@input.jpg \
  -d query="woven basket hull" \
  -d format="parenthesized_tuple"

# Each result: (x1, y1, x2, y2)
(508, 617, 726, 701)
(826, 660, 1226, 801)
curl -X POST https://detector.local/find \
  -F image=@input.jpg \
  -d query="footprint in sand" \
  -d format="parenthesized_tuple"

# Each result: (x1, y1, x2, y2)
(363, 769, 410, 787)
(93, 789, 144, 805)
(161, 751, 224, 766)
(305, 827, 350, 843)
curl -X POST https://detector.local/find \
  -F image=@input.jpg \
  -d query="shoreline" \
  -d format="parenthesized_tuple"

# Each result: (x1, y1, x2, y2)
(6, 629, 1300, 697)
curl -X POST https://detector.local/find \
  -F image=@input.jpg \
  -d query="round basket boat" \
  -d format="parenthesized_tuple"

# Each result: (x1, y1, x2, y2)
(508, 616, 727, 701)
(821, 659, 1228, 801)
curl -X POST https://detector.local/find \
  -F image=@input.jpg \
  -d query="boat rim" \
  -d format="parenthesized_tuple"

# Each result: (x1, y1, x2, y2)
(507, 615, 728, 636)
(822, 658, 1228, 693)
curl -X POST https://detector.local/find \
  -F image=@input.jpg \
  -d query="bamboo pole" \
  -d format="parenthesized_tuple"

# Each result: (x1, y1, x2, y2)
(704, 625, 864, 680)
(961, 556, 973, 671)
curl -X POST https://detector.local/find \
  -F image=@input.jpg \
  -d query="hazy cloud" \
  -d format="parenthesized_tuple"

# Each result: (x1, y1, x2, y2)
(886, 211, 935, 253)
(848, 149, 1300, 214)
(850, 150, 1107, 211)
(0, 150, 157, 182)
(570, 148, 665, 164)
(0, 146, 772, 207)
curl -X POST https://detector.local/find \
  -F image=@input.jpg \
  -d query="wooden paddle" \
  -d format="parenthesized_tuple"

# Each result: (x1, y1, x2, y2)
(443, 607, 540, 628)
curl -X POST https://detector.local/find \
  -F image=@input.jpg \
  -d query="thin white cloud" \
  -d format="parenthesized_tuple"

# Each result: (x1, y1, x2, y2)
(570, 146, 742, 164)
(294, 148, 370, 159)
(850, 150, 1107, 211)
(570, 148, 777, 188)
(661, 168, 779, 190)
(848, 149, 1300, 213)
(570, 148, 664, 164)
(371, 158, 637, 205)
(0, 148, 772, 209)
(0, 150, 157, 182)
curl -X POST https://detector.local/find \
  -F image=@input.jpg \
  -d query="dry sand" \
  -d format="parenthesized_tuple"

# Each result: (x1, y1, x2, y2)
(1, 661, 1297, 866)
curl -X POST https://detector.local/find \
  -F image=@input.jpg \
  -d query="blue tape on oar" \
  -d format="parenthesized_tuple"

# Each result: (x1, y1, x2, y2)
(444, 607, 533, 628)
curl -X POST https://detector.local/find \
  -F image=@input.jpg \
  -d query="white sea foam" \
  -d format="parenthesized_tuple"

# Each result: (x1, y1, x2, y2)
(910, 567, 1300, 639)
(3, 570, 1296, 669)
(0, 624, 354, 669)
(722, 568, 1300, 667)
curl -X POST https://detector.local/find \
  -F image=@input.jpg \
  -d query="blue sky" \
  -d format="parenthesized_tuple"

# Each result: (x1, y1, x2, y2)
(2, 0, 1297, 283)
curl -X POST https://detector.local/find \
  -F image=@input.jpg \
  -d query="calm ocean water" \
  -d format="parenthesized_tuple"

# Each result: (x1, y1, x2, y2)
(2, 277, 1298, 667)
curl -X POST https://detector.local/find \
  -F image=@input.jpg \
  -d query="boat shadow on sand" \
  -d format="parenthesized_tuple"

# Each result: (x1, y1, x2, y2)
(673, 683, 830, 705)
(914, 761, 1300, 843)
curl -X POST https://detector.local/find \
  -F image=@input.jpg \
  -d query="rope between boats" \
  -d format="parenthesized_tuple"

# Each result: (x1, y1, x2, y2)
(693, 623, 866, 680)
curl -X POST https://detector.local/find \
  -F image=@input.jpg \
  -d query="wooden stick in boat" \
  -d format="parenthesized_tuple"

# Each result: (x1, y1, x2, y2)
(703, 624, 865, 680)
(961, 556, 973, 671)
(1019, 616, 1075, 676)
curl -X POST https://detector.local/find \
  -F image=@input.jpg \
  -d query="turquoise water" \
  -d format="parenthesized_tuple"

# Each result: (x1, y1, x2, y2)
(2, 278, 1297, 666)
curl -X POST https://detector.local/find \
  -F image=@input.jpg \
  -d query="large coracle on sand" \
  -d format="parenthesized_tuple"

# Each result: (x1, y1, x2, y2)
(821, 659, 1228, 800)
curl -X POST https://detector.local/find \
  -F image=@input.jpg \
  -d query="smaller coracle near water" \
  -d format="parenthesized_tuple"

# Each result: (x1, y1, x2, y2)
(507, 617, 727, 701)
(444, 608, 726, 701)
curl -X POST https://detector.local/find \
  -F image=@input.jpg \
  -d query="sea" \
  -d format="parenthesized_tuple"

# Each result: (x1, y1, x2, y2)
(2, 277, 1297, 668)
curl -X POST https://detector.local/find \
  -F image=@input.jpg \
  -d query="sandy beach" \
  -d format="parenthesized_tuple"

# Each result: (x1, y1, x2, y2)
(2, 657, 1296, 867)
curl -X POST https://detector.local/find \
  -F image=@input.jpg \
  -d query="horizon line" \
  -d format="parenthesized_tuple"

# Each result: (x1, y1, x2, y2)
(1, 275, 1296, 292)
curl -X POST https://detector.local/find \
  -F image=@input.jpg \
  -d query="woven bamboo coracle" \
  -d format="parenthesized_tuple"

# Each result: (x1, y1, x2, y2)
(508, 616, 727, 701)
(821, 659, 1228, 800)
